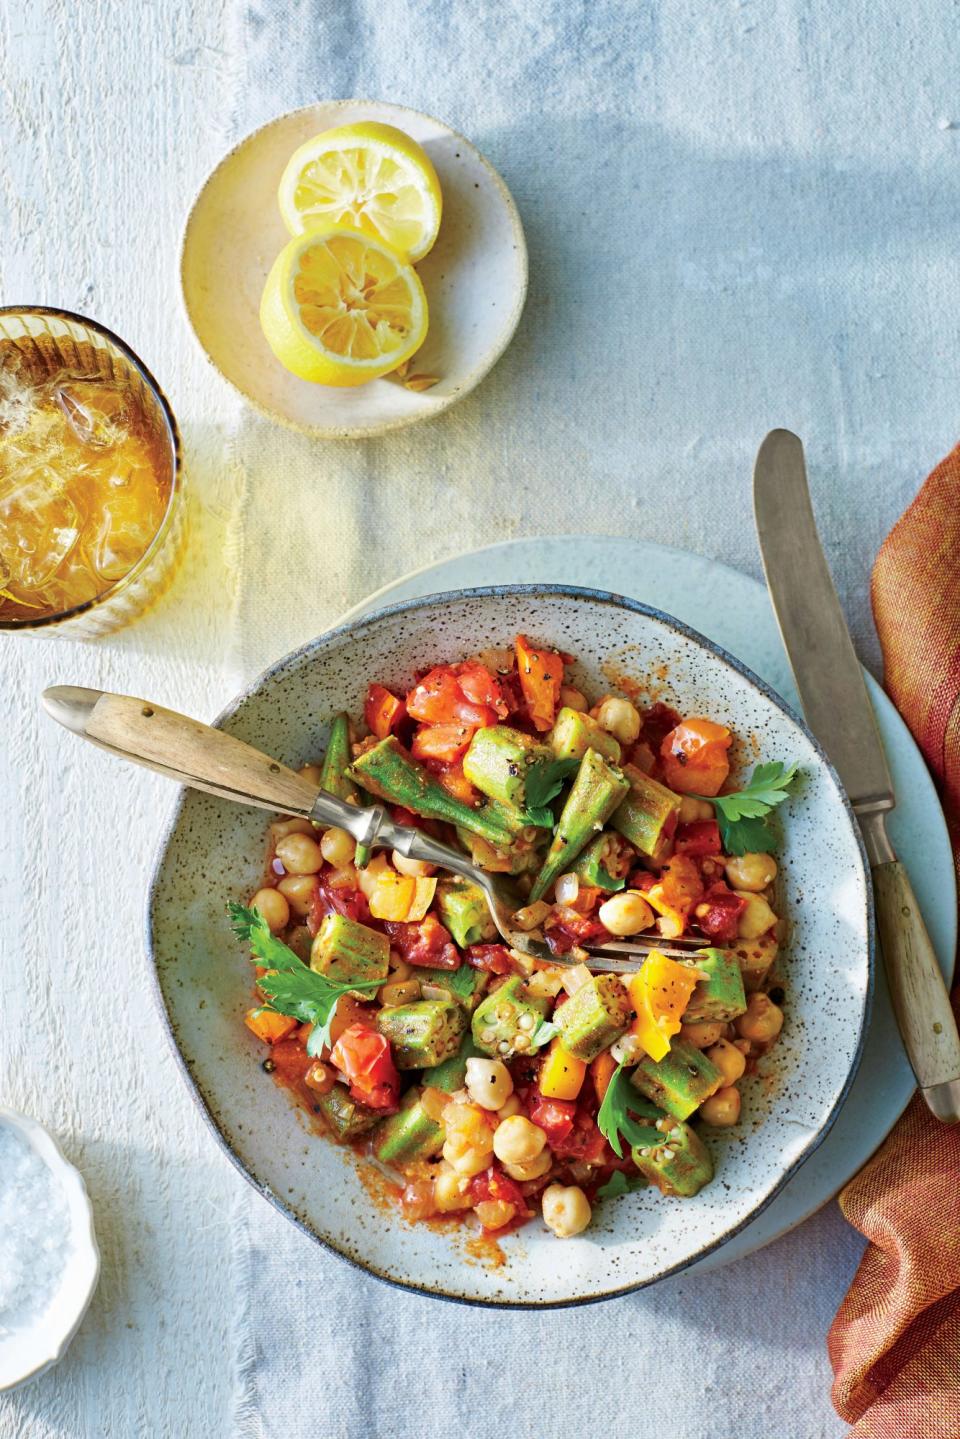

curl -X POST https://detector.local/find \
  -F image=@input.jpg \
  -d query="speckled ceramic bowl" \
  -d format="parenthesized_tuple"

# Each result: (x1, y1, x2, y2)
(147, 586, 873, 1307)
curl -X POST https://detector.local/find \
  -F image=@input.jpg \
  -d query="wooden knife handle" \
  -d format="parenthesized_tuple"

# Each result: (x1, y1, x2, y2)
(873, 859, 960, 1123)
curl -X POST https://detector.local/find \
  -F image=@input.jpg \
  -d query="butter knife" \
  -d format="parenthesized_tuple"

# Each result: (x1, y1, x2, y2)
(754, 429, 960, 1124)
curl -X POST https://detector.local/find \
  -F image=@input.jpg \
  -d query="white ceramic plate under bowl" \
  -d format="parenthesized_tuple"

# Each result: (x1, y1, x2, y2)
(149, 585, 872, 1307)
(180, 100, 528, 438)
(338, 536, 957, 1274)
(0, 1110, 100, 1391)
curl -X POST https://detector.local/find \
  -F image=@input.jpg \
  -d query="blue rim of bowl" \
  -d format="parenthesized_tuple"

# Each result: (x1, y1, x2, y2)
(146, 583, 875, 1309)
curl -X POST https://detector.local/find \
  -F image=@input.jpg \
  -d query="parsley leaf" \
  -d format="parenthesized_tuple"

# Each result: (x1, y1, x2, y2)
(524, 757, 580, 812)
(443, 965, 482, 1001)
(228, 902, 381, 1057)
(596, 1063, 665, 1158)
(596, 1169, 648, 1200)
(694, 761, 799, 857)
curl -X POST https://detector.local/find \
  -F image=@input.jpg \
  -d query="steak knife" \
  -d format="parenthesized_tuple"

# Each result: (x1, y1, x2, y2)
(754, 429, 960, 1124)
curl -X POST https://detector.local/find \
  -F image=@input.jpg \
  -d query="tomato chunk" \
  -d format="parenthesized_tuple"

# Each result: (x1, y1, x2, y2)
(385, 914, 460, 969)
(411, 723, 475, 763)
(406, 666, 498, 728)
(329, 1024, 400, 1110)
(465, 943, 515, 975)
(695, 882, 747, 942)
(674, 819, 722, 857)
(364, 683, 406, 740)
(660, 717, 732, 796)
(514, 635, 564, 732)
(528, 1096, 576, 1145)
(453, 661, 510, 718)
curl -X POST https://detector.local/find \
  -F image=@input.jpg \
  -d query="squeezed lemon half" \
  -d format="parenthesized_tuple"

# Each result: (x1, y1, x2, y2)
(259, 227, 429, 386)
(277, 121, 442, 262)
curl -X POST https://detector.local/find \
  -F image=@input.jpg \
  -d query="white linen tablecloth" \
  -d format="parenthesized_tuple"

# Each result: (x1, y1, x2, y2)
(3, 1, 959, 1434)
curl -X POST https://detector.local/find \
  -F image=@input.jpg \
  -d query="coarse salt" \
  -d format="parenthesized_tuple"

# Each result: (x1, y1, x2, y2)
(0, 1123, 72, 1337)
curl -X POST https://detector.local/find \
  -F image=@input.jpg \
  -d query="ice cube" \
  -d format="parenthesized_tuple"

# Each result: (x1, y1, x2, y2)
(54, 380, 129, 449)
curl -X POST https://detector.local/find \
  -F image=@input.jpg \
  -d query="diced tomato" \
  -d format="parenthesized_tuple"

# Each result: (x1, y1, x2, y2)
(640, 702, 682, 751)
(469, 1166, 527, 1212)
(660, 717, 732, 796)
(453, 661, 510, 718)
(329, 1024, 400, 1110)
(386, 914, 460, 969)
(569, 884, 603, 914)
(411, 722, 475, 763)
(549, 1108, 608, 1164)
(406, 666, 498, 728)
(514, 634, 564, 732)
(627, 869, 656, 892)
(269, 1038, 312, 1087)
(674, 819, 722, 857)
(695, 882, 747, 942)
(528, 1096, 576, 1145)
(545, 909, 609, 955)
(364, 683, 406, 740)
(308, 876, 371, 934)
(465, 943, 515, 975)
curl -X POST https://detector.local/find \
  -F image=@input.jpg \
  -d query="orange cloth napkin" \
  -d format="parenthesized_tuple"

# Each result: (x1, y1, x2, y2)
(828, 443, 960, 1437)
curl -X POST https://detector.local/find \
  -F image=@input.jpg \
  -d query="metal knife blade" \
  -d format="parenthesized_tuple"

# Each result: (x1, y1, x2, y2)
(752, 428, 894, 818)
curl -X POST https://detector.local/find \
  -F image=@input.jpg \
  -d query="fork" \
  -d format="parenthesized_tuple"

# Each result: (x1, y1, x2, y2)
(41, 686, 709, 974)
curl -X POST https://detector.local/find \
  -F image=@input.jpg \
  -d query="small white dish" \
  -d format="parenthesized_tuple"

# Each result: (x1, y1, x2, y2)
(180, 100, 528, 438)
(0, 1110, 99, 1392)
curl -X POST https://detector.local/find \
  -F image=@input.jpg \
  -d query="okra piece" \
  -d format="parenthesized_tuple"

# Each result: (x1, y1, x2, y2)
(554, 974, 632, 1062)
(310, 913, 390, 988)
(316, 1084, 380, 1140)
(571, 832, 630, 891)
(682, 948, 747, 1023)
(631, 1120, 714, 1197)
(610, 764, 682, 858)
(630, 1041, 722, 1121)
(428, 1032, 485, 1092)
(350, 737, 514, 847)
(319, 713, 369, 866)
(376, 998, 466, 1069)
(549, 707, 622, 764)
(455, 824, 544, 876)
(373, 1089, 444, 1164)
(471, 976, 550, 1059)
(436, 879, 497, 949)
(529, 748, 630, 902)
(462, 725, 555, 809)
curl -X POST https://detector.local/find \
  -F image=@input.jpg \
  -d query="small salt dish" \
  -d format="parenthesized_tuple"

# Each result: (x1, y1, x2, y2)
(0, 1110, 99, 1392)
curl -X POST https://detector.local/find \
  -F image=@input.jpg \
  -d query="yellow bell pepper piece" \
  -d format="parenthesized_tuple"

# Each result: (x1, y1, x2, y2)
(539, 1037, 587, 1100)
(644, 884, 686, 939)
(628, 951, 703, 1062)
(368, 868, 417, 921)
(245, 1007, 298, 1044)
(590, 1049, 617, 1104)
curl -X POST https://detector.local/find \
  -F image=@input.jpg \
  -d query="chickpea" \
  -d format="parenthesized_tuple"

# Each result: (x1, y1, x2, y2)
(249, 887, 289, 933)
(679, 1019, 726, 1049)
(559, 685, 589, 712)
(596, 696, 642, 745)
(705, 1037, 747, 1087)
(275, 832, 324, 876)
(270, 817, 314, 841)
(465, 1058, 514, 1111)
(541, 1184, 592, 1238)
(433, 1165, 473, 1213)
(320, 827, 356, 867)
(503, 1149, 552, 1182)
(735, 992, 784, 1045)
(298, 762, 323, 786)
(699, 1086, 742, 1127)
(678, 796, 714, 824)
(725, 852, 778, 892)
(598, 891, 654, 937)
(735, 891, 778, 940)
(442, 1101, 493, 1150)
(401, 1180, 437, 1222)
(277, 873, 318, 918)
(474, 1198, 517, 1230)
(392, 850, 436, 878)
(442, 1139, 493, 1177)
(493, 1115, 547, 1166)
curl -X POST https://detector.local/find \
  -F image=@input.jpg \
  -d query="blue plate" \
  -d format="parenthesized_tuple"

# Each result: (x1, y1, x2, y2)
(341, 534, 956, 1273)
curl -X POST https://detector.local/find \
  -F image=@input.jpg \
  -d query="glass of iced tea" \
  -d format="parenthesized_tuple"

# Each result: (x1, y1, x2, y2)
(0, 307, 184, 637)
